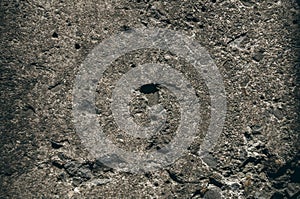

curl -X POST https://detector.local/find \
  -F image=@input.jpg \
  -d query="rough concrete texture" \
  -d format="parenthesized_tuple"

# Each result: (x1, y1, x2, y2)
(0, 0, 299, 198)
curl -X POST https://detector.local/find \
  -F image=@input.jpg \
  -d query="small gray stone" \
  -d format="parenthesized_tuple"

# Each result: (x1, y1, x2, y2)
(272, 108, 284, 120)
(202, 154, 218, 168)
(64, 161, 81, 176)
(286, 183, 300, 198)
(253, 50, 265, 62)
(72, 177, 83, 187)
(251, 125, 263, 134)
(204, 188, 222, 199)
(77, 168, 93, 180)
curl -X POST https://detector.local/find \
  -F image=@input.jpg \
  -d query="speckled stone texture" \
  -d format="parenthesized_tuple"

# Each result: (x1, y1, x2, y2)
(0, 0, 299, 198)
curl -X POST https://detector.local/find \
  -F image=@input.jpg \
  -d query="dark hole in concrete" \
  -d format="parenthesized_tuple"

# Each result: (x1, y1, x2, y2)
(52, 32, 58, 38)
(75, 43, 81, 49)
(144, 172, 151, 178)
(139, 83, 159, 94)
(292, 19, 297, 24)
(120, 25, 132, 32)
(50, 140, 63, 149)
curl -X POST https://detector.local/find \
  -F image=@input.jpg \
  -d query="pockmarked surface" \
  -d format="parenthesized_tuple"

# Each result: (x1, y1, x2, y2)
(0, 0, 299, 198)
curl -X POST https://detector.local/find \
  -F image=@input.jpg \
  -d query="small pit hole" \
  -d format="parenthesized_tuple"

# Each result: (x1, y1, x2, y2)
(139, 83, 159, 94)
(52, 32, 58, 38)
(75, 43, 81, 49)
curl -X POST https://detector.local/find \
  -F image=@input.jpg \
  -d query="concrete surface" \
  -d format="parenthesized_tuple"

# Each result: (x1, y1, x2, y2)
(0, 0, 299, 198)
